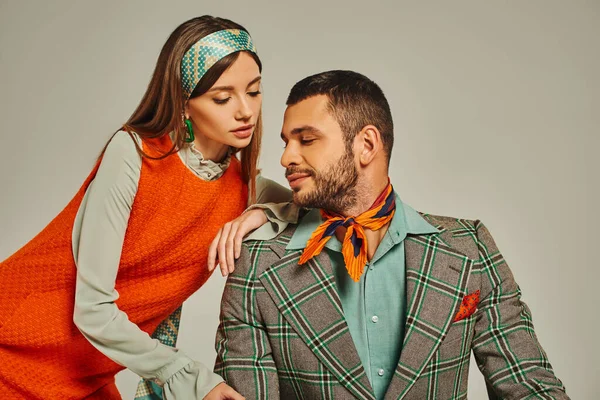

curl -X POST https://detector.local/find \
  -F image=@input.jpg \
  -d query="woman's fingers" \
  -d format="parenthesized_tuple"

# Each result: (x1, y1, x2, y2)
(207, 228, 222, 272)
(218, 222, 233, 277)
(208, 210, 269, 277)
(229, 211, 269, 272)
(226, 222, 239, 273)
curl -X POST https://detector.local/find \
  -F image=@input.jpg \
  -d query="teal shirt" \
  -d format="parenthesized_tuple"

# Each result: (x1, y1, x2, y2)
(286, 196, 438, 399)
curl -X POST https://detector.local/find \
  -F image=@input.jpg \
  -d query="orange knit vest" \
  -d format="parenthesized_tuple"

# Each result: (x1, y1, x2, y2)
(0, 135, 247, 399)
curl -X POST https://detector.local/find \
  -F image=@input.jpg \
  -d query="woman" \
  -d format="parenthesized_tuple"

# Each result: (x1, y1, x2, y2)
(0, 16, 290, 399)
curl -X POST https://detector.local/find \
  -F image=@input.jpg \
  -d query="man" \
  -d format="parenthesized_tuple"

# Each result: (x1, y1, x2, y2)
(214, 70, 568, 399)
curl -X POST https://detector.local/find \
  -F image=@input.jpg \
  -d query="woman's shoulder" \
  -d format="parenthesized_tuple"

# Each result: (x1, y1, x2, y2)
(107, 130, 141, 151)
(103, 130, 142, 163)
(95, 131, 144, 182)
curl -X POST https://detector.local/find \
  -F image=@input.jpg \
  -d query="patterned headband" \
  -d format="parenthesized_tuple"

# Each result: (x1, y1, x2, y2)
(181, 29, 257, 99)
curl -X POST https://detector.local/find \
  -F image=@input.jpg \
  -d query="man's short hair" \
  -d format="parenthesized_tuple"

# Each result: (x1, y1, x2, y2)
(286, 70, 394, 160)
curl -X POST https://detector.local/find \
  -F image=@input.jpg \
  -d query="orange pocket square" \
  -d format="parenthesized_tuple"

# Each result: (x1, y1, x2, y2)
(454, 290, 480, 322)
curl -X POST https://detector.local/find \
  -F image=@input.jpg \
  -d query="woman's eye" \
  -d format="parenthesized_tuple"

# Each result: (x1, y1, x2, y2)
(213, 98, 230, 105)
(248, 91, 262, 97)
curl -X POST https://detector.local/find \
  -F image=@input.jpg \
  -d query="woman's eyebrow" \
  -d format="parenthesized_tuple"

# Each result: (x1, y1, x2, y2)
(208, 76, 262, 92)
(246, 76, 261, 87)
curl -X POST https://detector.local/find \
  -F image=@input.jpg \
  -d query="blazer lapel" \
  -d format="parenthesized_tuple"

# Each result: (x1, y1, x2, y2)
(385, 230, 473, 400)
(259, 243, 376, 400)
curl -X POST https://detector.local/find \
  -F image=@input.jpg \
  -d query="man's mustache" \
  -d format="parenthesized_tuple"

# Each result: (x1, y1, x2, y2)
(285, 168, 315, 178)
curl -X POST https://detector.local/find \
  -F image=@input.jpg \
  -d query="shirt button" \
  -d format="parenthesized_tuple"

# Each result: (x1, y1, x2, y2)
(371, 315, 379, 323)
(378, 368, 385, 376)
(207, 173, 212, 177)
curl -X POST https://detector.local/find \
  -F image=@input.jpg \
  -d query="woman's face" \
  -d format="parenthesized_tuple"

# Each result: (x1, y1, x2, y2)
(185, 51, 262, 151)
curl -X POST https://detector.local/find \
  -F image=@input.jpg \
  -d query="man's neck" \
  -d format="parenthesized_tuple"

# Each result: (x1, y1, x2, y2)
(331, 176, 393, 260)
(333, 221, 391, 261)
(340, 178, 388, 217)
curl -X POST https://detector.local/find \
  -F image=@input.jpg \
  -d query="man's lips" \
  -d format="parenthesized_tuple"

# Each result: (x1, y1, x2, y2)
(286, 173, 311, 188)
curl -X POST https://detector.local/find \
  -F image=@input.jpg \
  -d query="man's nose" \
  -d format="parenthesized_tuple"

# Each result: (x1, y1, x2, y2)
(280, 142, 301, 168)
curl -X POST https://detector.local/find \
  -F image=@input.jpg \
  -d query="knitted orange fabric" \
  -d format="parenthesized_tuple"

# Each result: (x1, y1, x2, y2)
(0, 135, 248, 399)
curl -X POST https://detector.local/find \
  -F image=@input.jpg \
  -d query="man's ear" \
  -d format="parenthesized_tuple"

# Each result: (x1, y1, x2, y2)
(356, 125, 382, 167)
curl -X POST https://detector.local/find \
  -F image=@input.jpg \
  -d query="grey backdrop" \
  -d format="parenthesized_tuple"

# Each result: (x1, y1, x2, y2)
(0, 1, 597, 398)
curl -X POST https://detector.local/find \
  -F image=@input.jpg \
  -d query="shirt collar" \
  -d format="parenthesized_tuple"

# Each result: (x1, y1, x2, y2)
(286, 194, 439, 251)
(169, 131, 232, 179)
(187, 142, 232, 171)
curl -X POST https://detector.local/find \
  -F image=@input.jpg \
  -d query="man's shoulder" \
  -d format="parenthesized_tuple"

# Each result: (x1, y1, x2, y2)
(418, 211, 485, 261)
(237, 223, 301, 278)
(244, 207, 311, 250)
(244, 220, 300, 249)
(419, 212, 480, 232)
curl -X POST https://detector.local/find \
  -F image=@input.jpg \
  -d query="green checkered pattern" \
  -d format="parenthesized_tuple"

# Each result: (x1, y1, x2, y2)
(215, 214, 567, 399)
(134, 306, 182, 400)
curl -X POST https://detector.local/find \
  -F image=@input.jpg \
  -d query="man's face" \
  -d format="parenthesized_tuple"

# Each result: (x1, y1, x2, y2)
(280, 95, 358, 213)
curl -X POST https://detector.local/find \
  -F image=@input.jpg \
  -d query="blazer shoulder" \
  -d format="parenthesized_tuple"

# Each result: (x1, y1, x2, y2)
(419, 212, 483, 261)
(421, 212, 480, 231)
(238, 223, 299, 278)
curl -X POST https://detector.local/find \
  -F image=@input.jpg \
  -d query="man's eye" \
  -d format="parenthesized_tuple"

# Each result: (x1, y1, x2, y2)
(300, 139, 315, 145)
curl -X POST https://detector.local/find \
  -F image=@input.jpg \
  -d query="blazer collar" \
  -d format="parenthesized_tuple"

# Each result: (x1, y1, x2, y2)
(261, 213, 471, 400)
(261, 231, 376, 399)
(384, 220, 474, 399)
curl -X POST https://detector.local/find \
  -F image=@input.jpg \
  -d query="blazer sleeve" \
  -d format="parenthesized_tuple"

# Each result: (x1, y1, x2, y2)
(471, 221, 569, 399)
(214, 243, 280, 399)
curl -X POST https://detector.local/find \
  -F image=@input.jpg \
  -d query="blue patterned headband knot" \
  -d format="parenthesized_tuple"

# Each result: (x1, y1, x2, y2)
(181, 29, 257, 99)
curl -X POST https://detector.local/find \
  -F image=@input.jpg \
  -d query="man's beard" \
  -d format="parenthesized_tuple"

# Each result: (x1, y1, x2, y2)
(287, 150, 359, 214)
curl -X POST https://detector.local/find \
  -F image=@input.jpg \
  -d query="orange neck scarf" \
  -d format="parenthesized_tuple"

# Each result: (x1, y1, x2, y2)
(299, 182, 396, 282)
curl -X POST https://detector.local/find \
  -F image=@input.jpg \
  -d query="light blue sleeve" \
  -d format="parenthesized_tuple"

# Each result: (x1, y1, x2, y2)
(246, 174, 300, 241)
(72, 131, 222, 398)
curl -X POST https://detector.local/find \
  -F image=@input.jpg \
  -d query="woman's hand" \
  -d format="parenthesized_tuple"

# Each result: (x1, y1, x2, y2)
(207, 209, 268, 277)
(203, 382, 245, 400)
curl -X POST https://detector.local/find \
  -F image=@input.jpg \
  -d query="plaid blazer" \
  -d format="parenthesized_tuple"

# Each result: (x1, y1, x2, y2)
(215, 214, 568, 399)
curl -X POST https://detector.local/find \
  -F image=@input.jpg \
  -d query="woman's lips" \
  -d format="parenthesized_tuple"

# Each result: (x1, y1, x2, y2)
(231, 124, 254, 139)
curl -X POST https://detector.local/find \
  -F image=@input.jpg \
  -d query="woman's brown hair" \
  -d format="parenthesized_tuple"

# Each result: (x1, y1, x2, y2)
(119, 16, 262, 203)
